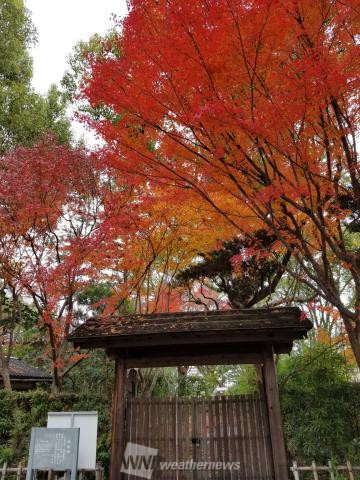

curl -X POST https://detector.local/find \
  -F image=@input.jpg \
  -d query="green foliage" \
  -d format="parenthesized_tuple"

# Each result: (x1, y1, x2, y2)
(226, 365, 258, 395)
(0, 0, 34, 85)
(175, 367, 227, 397)
(62, 31, 121, 125)
(75, 282, 134, 320)
(0, 390, 111, 469)
(0, 0, 71, 153)
(63, 351, 114, 399)
(151, 365, 254, 398)
(279, 344, 360, 464)
(75, 282, 114, 318)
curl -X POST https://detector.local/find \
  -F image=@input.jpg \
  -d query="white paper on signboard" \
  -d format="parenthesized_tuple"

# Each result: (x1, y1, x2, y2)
(47, 411, 98, 470)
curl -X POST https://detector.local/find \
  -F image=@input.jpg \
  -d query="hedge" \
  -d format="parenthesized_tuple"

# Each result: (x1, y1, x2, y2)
(0, 390, 111, 469)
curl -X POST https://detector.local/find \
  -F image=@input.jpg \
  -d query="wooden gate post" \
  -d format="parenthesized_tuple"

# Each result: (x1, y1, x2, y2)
(263, 346, 288, 480)
(110, 356, 127, 480)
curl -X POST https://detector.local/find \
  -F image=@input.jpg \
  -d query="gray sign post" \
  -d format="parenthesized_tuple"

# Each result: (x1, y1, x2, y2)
(26, 428, 80, 480)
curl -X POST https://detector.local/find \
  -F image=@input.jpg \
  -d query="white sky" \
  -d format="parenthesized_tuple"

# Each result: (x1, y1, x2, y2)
(26, 0, 128, 93)
(25, 0, 128, 141)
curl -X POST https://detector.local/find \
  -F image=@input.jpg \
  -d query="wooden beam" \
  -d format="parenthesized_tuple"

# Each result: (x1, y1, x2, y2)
(263, 346, 288, 480)
(106, 342, 292, 367)
(125, 352, 264, 368)
(73, 330, 299, 350)
(110, 357, 127, 480)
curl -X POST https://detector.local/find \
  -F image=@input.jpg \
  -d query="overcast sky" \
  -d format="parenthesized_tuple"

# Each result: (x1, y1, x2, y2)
(25, 1, 128, 141)
(26, 0, 128, 93)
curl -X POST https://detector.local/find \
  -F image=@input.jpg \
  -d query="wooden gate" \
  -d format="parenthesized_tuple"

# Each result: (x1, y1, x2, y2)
(125, 393, 274, 479)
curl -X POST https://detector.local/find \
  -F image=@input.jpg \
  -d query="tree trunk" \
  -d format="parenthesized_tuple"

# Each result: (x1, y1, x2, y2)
(342, 314, 360, 371)
(1, 365, 12, 391)
(177, 366, 189, 396)
(0, 344, 12, 391)
(51, 365, 62, 394)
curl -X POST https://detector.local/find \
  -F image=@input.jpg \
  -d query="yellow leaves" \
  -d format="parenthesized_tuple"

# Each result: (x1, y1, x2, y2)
(316, 326, 356, 366)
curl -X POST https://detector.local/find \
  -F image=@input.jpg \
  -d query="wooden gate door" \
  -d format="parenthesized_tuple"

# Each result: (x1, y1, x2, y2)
(125, 393, 274, 480)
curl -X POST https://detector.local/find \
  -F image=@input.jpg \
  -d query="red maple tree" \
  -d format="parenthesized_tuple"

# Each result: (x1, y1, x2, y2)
(0, 137, 104, 390)
(82, 0, 360, 366)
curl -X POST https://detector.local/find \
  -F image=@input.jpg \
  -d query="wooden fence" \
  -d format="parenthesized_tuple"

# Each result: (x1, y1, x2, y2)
(0, 463, 104, 480)
(291, 461, 360, 480)
(126, 394, 274, 479)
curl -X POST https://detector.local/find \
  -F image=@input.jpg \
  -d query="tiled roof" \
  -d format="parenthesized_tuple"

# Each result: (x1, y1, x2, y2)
(0, 358, 52, 380)
(69, 307, 312, 341)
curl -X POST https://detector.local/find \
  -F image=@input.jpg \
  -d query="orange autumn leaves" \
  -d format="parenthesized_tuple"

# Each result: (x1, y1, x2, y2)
(1, 0, 359, 377)
(81, 0, 360, 364)
(83, 0, 359, 252)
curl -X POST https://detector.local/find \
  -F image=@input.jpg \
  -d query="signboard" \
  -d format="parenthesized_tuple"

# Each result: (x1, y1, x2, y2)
(26, 428, 79, 480)
(47, 411, 98, 470)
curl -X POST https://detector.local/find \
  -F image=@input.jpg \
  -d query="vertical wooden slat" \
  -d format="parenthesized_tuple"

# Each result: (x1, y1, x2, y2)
(165, 399, 170, 480)
(1, 463, 7, 480)
(181, 398, 186, 480)
(237, 395, 248, 480)
(214, 396, 224, 480)
(172, 398, 177, 480)
(208, 398, 216, 479)
(175, 398, 179, 480)
(151, 399, 157, 466)
(164, 398, 168, 473)
(221, 396, 230, 480)
(232, 396, 242, 480)
(245, 395, 256, 480)
(311, 461, 319, 480)
(163, 399, 167, 479)
(184, 398, 190, 480)
(328, 461, 335, 480)
(347, 460, 355, 480)
(179, 399, 184, 480)
(146, 397, 151, 451)
(251, 393, 263, 478)
(16, 462, 21, 480)
(197, 398, 202, 480)
(166, 399, 172, 480)
(263, 347, 289, 480)
(292, 461, 300, 480)
(192, 398, 198, 480)
(94, 467, 99, 480)
(157, 399, 162, 476)
(201, 397, 210, 480)
(254, 391, 265, 478)
(145, 398, 150, 450)
(228, 396, 236, 480)
(188, 399, 193, 480)
(233, 396, 241, 480)
(132, 399, 138, 459)
(110, 357, 127, 480)
(126, 398, 133, 480)
(195, 398, 201, 480)
(177, 399, 182, 480)
(258, 386, 274, 479)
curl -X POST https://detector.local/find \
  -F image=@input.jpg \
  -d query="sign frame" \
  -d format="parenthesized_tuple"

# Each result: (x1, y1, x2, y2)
(47, 411, 98, 470)
(26, 428, 80, 480)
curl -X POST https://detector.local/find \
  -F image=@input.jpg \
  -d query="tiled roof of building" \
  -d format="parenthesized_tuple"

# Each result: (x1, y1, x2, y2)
(0, 358, 52, 381)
